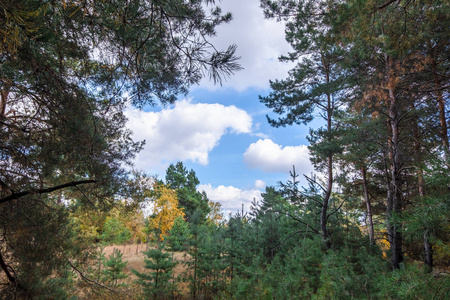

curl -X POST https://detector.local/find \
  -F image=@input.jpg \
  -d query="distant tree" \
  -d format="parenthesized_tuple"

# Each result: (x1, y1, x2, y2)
(149, 182, 185, 241)
(166, 216, 190, 252)
(165, 162, 210, 222)
(99, 217, 132, 245)
(207, 201, 224, 225)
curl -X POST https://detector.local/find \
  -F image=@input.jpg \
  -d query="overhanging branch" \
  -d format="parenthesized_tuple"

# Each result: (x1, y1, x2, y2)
(0, 180, 96, 205)
(378, 0, 399, 10)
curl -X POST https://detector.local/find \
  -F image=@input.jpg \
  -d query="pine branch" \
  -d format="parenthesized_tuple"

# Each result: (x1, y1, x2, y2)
(378, 0, 399, 10)
(326, 198, 346, 221)
(272, 210, 319, 234)
(0, 180, 96, 205)
(68, 260, 121, 294)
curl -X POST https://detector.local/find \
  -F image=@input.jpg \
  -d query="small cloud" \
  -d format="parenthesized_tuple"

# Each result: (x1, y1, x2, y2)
(254, 180, 266, 189)
(253, 132, 269, 139)
(243, 139, 313, 175)
(198, 184, 263, 215)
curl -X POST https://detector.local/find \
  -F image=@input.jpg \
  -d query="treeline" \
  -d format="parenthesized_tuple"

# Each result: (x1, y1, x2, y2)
(68, 161, 449, 299)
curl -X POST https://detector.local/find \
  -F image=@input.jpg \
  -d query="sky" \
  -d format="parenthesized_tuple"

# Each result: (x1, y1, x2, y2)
(125, 0, 322, 215)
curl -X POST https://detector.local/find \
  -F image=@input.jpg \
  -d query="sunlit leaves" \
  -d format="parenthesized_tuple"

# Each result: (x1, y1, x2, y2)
(149, 183, 185, 241)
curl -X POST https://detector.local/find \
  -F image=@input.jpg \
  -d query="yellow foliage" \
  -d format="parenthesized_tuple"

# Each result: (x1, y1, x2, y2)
(150, 183, 185, 241)
(207, 201, 224, 225)
(377, 229, 391, 259)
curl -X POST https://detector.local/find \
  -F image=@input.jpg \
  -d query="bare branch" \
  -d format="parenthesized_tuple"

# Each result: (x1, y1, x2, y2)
(378, 0, 399, 10)
(327, 198, 347, 221)
(272, 210, 319, 234)
(0, 180, 96, 205)
(68, 260, 120, 294)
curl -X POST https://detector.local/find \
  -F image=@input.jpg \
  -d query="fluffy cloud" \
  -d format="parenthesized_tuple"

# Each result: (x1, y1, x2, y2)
(198, 183, 264, 216)
(243, 139, 313, 175)
(196, 0, 293, 91)
(126, 99, 252, 170)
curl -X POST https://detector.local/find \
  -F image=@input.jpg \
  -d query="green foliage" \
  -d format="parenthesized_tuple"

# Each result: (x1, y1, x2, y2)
(132, 242, 177, 299)
(166, 216, 190, 252)
(101, 248, 128, 287)
(165, 162, 211, 222)
(0, 200, 86, 299)
(375, 263, 450, 299)
(99, 217, 132, 245)
(315, 247, 385, 299)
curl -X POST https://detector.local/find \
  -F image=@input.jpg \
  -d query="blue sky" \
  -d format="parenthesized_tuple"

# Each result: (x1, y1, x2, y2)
(125, 0, 321, 214)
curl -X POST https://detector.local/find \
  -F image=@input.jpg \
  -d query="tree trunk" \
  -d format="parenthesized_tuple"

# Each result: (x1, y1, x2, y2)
(386, 55, 403, 269)
(320, 64, 333, 249)
(321, 154, 332, 249)
(413, 115, 433, 272)
(424, 230, 433, 273)
(431, 51, 449, 156)
(0, 249, 16, 284)
(0, 84, 10, 118)
(361, 166, 375, 244)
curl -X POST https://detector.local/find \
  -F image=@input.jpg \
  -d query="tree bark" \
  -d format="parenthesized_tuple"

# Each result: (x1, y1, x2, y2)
(424, 230, 433, 273)
(431, 50, 450, 156)
(0, 84, 10, 118)
(386, 55, 403, 269)
(0, 249, 16, 284)
(321, 155, 332, 249)
(361, 166, 375, 244)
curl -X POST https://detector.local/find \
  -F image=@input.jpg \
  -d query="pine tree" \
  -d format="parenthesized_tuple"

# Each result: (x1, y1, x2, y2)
(260, 0, 346, 248)
(166, 216, 190, 252)
(132, 242, 177, 299)
(165, 162, 211, 222)
(101, 248, 128, 287)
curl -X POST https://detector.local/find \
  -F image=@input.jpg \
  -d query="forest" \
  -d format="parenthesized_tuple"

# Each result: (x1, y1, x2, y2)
(0, 0, 449, 299)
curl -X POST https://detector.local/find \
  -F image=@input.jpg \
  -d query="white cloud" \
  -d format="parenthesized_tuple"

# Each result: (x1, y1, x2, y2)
(198, 184, 263, 216)
(126, 99, 252, 171)
(196, 0, 294, 91)
(243, 139, 313, 175)
(254, 179, 266, 190)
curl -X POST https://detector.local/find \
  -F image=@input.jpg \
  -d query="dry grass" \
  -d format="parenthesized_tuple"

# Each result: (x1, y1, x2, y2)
(94, 243, 191, 299)
(103, 243, 190, 277)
